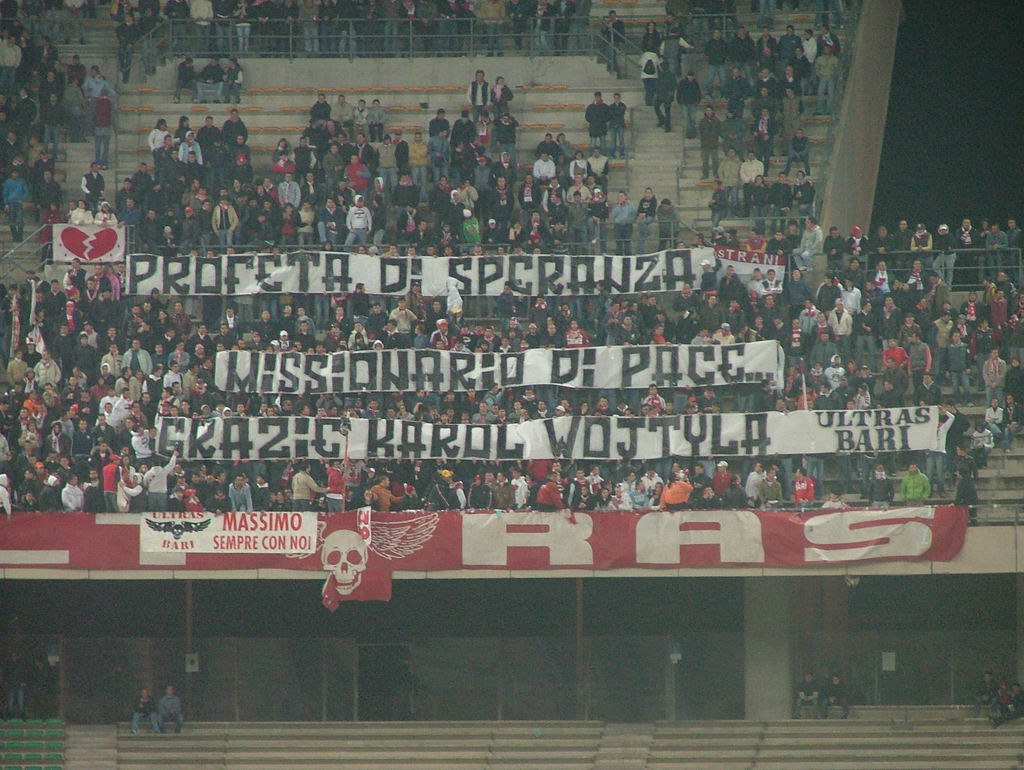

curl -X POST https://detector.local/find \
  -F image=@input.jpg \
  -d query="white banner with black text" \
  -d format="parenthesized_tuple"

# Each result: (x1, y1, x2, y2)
(213, 342, 785, 394)
(127, 248, 720, 297)
(156, 408, 943, 461)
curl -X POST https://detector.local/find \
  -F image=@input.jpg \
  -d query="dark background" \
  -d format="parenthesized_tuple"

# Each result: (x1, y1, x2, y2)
(872, 0, 1024, 228)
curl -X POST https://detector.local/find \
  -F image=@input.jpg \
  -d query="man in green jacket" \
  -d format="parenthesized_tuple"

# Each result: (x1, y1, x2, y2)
(900, 462, 932, 504)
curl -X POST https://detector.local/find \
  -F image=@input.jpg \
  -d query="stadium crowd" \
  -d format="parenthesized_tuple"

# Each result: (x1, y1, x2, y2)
(0, 213, 1017, 519)
(0, 2, 1016, 520)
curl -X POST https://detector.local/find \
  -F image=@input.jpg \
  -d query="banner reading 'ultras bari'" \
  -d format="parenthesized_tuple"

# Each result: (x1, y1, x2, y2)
(127, 249, 718, 297)
(214, 342, 785, 394)
(156, 408, 943, 462)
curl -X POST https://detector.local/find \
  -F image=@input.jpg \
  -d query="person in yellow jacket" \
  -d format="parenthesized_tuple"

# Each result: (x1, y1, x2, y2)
(291, 461, 327, 511)
(660, 472, 694, 511)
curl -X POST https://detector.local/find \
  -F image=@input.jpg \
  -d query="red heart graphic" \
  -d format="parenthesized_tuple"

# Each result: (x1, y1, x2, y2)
(59, 226, 120, 261)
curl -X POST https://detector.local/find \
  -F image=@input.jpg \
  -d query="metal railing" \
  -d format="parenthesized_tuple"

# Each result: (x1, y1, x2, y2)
(0, 224, 48, 281)
(159, 17, 646, 65)
(865, 247, 1024, 292)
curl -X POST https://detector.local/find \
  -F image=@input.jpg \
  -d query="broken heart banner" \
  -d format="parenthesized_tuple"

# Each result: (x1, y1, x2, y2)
(156, 407, 944, 462)
(54, 224, 127, 263)
(0, 508, 969, 607)
(214, 342, 785, 394)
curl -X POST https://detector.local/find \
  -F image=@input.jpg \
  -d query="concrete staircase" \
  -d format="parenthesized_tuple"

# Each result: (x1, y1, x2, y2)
(64, 724, 117, 770)
(64, 713, 1024, 769)
(111, 720, 605, 770)
(591, 3, 850, 235)
(649, 717, 1024, 769)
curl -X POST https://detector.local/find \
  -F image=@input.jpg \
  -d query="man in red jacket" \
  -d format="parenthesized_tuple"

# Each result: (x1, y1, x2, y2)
(102, 455, 124, 512)
(712, 461, 733, 497)
(535, 473, 565, 511)
(793, 467, 816, 509)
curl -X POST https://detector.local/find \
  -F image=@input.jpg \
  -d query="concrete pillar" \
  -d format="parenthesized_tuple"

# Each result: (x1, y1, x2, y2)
(1016, 574, 1024, 686)
(744, 578, 793, 720)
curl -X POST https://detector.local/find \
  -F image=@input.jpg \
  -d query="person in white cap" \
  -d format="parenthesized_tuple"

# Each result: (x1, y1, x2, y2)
(344, 195, 373, 246)
(713, 322, 734, 345)
(932, 223, 955, 286)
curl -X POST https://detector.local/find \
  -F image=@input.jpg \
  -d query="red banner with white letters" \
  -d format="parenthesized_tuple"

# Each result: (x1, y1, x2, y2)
(0, 507, 968, 607)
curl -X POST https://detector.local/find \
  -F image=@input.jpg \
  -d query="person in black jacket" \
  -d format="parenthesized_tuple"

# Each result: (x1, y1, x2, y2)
(607, 92, 627, 158)
(467, 475, 493, 509)
(866, 464, 894, 508)
(675, 72, 702, 135)
(819, 673, 849, 718)
(584, 92, 610, 154)
(131, 688, 161, 733)
(954, 469, 978, 525)
(653, 66, 676, 133)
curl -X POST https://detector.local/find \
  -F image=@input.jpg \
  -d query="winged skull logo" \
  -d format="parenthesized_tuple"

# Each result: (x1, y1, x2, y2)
(146, 518, 213, 541)
(321, 512, 438, 597)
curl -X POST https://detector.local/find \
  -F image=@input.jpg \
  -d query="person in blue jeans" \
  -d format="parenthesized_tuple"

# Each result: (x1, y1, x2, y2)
(3, 652, 28, 718)
(607, 92, 627, 158)
(131, 688, 161, 733)
(158, 685, 184, 733)
(3, 168, 28, 240)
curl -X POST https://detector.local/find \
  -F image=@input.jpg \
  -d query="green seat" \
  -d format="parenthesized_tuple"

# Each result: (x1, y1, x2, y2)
(46, 766, 63, 770)
(4, 743, 23, 750)
(24, 720, 43, 725)
(42, 732, 61, 740)
(26, 765, 45, 770)
(23, 732, 42, 740)
(42, 755, 61, 761)
(2, 754, 22, 761)
(2, 730, 24, 739)
(43, 721, 60, 727)
(21, 744, 41, 751)
(23, 753, 42, 760)
(42, 744, 61, 751)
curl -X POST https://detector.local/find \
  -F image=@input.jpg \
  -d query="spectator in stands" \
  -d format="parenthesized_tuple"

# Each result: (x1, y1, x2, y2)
(698, 106, 721, 180)
(158, 685, 183, 733)
(3, 652, 29, 719)
(991, 682, 1024, 727)
(899, 462, 930, 504)
(819, 672, 849, 719)
(131, 687, 161, 734)
(291, 461, 327, 511)
(975, 670, 999, 717)
(793, 672, 819, 718)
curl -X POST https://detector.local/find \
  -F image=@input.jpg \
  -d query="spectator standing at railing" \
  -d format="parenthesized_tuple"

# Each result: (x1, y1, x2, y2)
(477, 0, 505, 57)
(600, 12, 624, 76)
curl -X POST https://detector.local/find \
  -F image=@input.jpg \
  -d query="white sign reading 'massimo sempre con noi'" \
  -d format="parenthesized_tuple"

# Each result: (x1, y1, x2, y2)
(140, 511, 318, 554)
